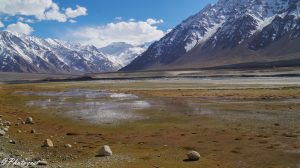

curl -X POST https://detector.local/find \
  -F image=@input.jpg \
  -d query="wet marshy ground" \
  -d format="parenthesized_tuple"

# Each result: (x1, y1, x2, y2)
(19, 88, 300, 128)
(21, 89, 150, 124)
(0, 77, 300, 168)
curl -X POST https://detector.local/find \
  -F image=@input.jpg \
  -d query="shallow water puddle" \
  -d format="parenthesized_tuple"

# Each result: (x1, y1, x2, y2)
(20, 89, 300, 126)
(22, 89, 150, 124)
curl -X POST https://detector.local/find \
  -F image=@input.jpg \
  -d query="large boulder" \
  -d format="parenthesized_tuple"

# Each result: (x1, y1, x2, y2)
(97, 145, 112, 157)
(0, 129, 5, 136)
(187, 151, 201, 161)
(43, 139, 54, 147)
(25, 117, 34, 124)
(37, 161, 48, 166)
(65, 144, 72, 148)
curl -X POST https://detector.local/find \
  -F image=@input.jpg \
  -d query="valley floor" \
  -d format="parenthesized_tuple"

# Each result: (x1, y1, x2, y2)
(0, 69, 300, 168)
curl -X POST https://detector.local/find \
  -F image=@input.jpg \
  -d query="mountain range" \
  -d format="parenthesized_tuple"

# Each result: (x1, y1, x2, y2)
(1, 0, 300, 74)
(0, 31, 143, 73)
(122, 0, 300, 71)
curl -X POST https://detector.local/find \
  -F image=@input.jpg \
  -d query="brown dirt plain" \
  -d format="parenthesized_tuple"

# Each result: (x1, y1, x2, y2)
(0, 76, 300, 168)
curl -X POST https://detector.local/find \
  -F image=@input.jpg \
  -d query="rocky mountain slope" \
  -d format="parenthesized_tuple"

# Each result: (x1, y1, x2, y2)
(122, 0, 300, 71)
(0, 31, 121, 73)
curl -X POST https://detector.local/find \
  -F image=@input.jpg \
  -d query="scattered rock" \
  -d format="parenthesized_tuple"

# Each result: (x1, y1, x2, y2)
(9, 140, 16, 144)
(43, 139, 54, 147)
(31, 129, 36, 134)
(4, 121, 11, 126)
(231, 150, 241, 154)
(3, 127, 8, 132)
(17, 130, 22, 133)
(66, 132, 80, 136)
(274, 123, 280, 126)
(0, 129, 6, 136)
(97, 145, 112, 157)
(37, 160, 48, 166)
(235, 137, 242, 141)
(186, 151, 201, 161)
(65, 144, 72, 148)
(25, 117, 34, 124)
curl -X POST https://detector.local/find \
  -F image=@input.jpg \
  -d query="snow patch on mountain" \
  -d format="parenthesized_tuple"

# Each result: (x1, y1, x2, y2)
(184, 20, 225, 52)
(0, 31, 120, 73)
(123, 0, 300, 71)
(99, 42, 148, 67)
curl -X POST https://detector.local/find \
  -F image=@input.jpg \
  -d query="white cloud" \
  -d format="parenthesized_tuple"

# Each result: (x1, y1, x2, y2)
(128, 18, 135, 22)
(6, 22, 34, 35)
(0, 0, 53, 17)
(146, 18, 164, 25)
(65, 19, 165, 48)
(65, 5, 87, 18)
(18, 17, 35, 23)
(69, 19, 77, 23)
(0, 0, 87, 22)
(115, 17, 122, 20)
(0, 21, 4, 28)
(42, 3, 67, 22)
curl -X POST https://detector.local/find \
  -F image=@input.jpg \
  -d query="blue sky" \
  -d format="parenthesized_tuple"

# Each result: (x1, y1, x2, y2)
(0, 0, 217, 47)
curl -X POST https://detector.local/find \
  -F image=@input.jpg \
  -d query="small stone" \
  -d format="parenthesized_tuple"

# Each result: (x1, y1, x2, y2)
(17, 130, 22, 133)
(65, 144, 72, 148)
(187, 151, 201, 161)
(37, 161, 48, 166)
(9, 140, 16, 144)
(4, 121, 11, 126)
(25, 117, 34, 124)
(31, 129, 36, 134)
(97, 145, 112, 156)
(3, 127, 8, 132)
(43, 139, 54, 147)
(0, 129, 6, 136)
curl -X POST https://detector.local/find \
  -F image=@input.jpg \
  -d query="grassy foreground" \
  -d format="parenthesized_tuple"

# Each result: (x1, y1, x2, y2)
(0, 78, 300, 168)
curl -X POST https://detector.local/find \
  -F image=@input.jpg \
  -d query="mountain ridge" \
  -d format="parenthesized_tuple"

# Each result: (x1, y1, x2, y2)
(0, 31, 121, 73)
(122, 0, 300, 71)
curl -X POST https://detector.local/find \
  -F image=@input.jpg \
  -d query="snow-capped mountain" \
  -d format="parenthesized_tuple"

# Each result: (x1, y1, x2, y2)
(122, 0, 300, 71)
(99, 42, 148, 67)
(0, 31, 120, 73)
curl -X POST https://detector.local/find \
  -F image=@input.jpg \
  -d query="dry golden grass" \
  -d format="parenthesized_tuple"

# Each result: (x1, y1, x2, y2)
(0, 81, 299, 168)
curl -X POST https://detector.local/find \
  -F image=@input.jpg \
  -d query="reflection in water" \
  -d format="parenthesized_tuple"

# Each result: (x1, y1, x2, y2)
(24, 89, 150, 124)
(21, 89, 300, 127)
